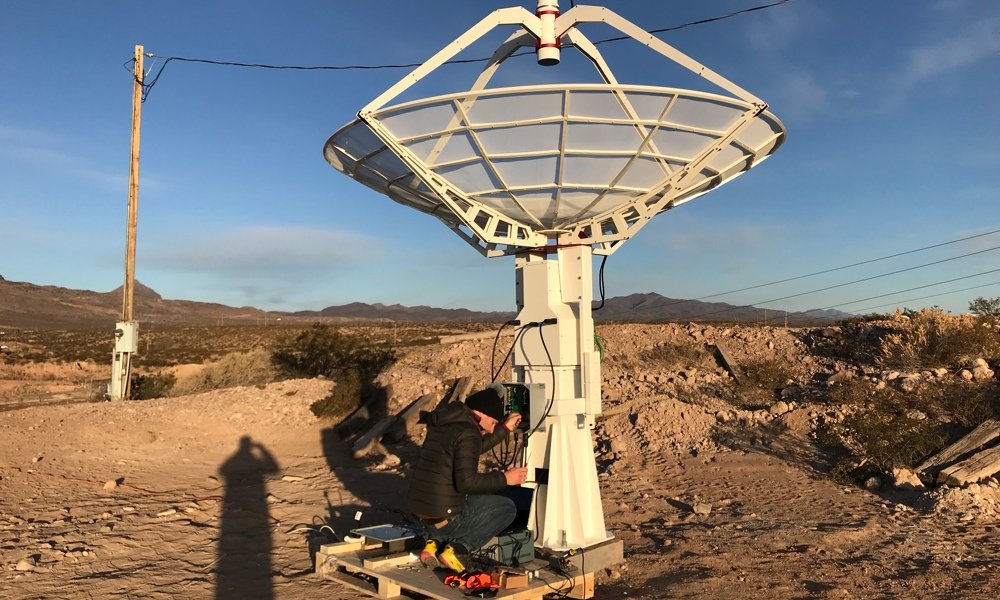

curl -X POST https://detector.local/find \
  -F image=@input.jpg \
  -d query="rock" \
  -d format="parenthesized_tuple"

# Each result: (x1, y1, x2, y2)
(769, 401, 791, 416)
(16, 558, 36, 571)
(693, 502, 713, 516)
(828, 370, 853, 385)
(972, 365, 994, 381)
(280, 475, 304, 482)
(892, 468, 923, 490)
(971, 358, 989, 369)
(31, 456, 43, 463)
(960, 369, 974, 381)
(156, 508, 177, 517)
(381, 453, 401, 468)
(102, 480, 119, 490)
(886, 371, 901, 381)
(864, 476, 882, 491)
(899, 376, 922, 392)
(715, 411, 731, 423)
(933, 368, 948, 378)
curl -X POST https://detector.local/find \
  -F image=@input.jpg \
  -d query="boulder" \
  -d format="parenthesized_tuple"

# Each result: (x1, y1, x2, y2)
(892, 468, 923, 490)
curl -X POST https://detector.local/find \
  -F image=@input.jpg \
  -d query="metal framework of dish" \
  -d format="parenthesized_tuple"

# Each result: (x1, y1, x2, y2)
(324, 5, 785, 256)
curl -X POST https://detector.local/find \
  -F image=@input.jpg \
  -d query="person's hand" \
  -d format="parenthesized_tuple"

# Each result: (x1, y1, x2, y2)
(503, 413, 522, 431)
(504, 466, 528, 486)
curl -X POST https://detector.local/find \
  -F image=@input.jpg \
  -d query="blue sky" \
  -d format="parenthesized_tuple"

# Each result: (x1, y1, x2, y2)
(2, 0, 998, 315)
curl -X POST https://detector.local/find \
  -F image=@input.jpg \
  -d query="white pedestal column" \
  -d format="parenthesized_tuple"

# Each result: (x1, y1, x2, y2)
(514, 243, 609, 550)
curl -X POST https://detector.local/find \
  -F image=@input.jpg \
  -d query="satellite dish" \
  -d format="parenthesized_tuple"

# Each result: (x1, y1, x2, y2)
(325, 3, 785, 256)
(323, 1, 786, 555)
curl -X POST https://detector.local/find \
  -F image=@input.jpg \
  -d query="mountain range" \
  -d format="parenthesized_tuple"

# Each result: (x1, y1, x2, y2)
(0, 275, 847, 329)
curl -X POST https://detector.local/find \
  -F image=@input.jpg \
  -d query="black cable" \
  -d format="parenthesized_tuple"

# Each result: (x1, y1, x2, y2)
(490, 320, 515, 383)
(128, 0, 797, 100)
(492, 325, 528, 383)
(592, 254, 608, 312)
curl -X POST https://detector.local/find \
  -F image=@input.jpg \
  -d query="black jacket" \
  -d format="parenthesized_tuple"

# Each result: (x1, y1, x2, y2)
(406, 401, 508, 519)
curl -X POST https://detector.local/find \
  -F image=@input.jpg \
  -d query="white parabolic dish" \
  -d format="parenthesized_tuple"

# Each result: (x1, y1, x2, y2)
(324, 6, 786, 255)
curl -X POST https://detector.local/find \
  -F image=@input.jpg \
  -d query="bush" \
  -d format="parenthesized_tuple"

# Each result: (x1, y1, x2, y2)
(170, 349, 278, 396)
(817, 405, 945, 477)
(272, 324, 395, 380)
(816, 378, 1000, 484)
(969, 296, 1000, 318)
(877, 308, 1000, 369)
(130, 372, 176, 400)
(309, 368, 363, 418)
(726, 358, 795, 409)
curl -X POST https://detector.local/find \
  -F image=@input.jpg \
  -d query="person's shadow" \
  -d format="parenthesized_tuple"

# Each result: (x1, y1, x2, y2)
(216, 436, 280, 600)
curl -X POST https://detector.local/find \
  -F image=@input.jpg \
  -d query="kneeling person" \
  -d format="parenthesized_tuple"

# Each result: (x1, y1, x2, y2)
(407, 386, 527, 571)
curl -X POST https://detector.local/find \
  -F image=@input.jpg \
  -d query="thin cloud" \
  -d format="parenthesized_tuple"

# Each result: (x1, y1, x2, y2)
(0, 123, 132, 191)
(744, 1, 827, 53)
(900, 17, 1000, 87)
(643, 222, 779, 255)
(143, 226, 380, 278)
(772, 70, 832, 123)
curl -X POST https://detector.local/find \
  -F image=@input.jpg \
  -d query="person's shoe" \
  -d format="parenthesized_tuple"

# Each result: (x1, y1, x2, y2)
(419, 539, 441, 568)
(437, 543, 467, 572)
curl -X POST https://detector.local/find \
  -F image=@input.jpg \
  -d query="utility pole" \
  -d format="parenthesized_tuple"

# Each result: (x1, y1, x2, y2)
(110, 44, 143, 401)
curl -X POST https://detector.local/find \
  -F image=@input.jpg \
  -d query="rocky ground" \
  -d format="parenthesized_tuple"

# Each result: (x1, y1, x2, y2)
(1, 323, 998, 599)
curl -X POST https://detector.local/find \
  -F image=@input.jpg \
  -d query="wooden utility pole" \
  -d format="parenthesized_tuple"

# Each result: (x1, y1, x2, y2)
(123, 44, 143, 322)
(110, 44, 143, 401)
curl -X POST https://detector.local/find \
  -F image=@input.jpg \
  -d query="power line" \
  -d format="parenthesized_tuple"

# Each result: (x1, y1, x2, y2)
(849, 281, 1000, 314)
(690, 227, 1000, 302)
(678, 244, 1000, 321)
(128, 0, 797, 101)
(776, 269, 1000, 319)
(746, 244, 1000, 308)
(816, 267, 1000, 311)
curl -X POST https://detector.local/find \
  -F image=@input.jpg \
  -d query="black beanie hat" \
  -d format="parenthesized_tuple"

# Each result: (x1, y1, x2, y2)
(465, 388, 504, 422)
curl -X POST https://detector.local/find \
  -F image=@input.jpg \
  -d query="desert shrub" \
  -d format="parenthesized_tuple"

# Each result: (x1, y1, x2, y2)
(640, 341, 707, 367)
(817, 405, 946, 477)
(272, 324, 395, 380)
(969, 296, 1000, 318)
(170, 348, 278, 396)
(309, 368, 363, 418)
(877, 308, 1000, 369)
(816, 378, 1000, 484)
(726, 358, 795, 409)
(130, 372, 176, 400)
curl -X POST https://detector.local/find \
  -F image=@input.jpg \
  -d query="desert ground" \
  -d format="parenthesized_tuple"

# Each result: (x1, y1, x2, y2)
(1, 321, 999, 599)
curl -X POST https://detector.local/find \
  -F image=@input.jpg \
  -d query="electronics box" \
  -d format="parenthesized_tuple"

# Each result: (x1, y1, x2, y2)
(483, 528, 534, 567)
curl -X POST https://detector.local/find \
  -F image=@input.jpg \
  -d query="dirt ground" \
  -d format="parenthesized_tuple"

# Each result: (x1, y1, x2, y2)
(1, 323, 998, 599)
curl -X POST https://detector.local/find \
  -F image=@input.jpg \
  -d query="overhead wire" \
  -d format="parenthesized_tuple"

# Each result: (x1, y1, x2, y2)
(126, 0, 798, 101)
(849, 280, 1000, 315)
(667, 245, 1000, 322)
(686, 227, 1000, 303)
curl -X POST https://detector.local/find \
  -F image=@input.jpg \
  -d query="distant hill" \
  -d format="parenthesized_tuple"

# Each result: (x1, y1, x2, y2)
(0, 278, 269, 329)
(0, 277, 846, 329)
(295, 293, 845, 324)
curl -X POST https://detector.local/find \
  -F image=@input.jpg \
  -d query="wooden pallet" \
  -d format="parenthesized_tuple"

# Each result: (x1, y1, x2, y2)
(315, 540, 597, 599)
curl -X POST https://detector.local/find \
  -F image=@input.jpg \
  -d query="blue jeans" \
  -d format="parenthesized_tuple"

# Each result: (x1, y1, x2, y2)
(422, 494, 516, 552)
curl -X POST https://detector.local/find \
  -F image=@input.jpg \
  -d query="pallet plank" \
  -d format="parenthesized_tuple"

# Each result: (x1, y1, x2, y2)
(917, 419, 1000, 479)
(939, 443, 1000, 486)
(321, 549, 594, 599)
